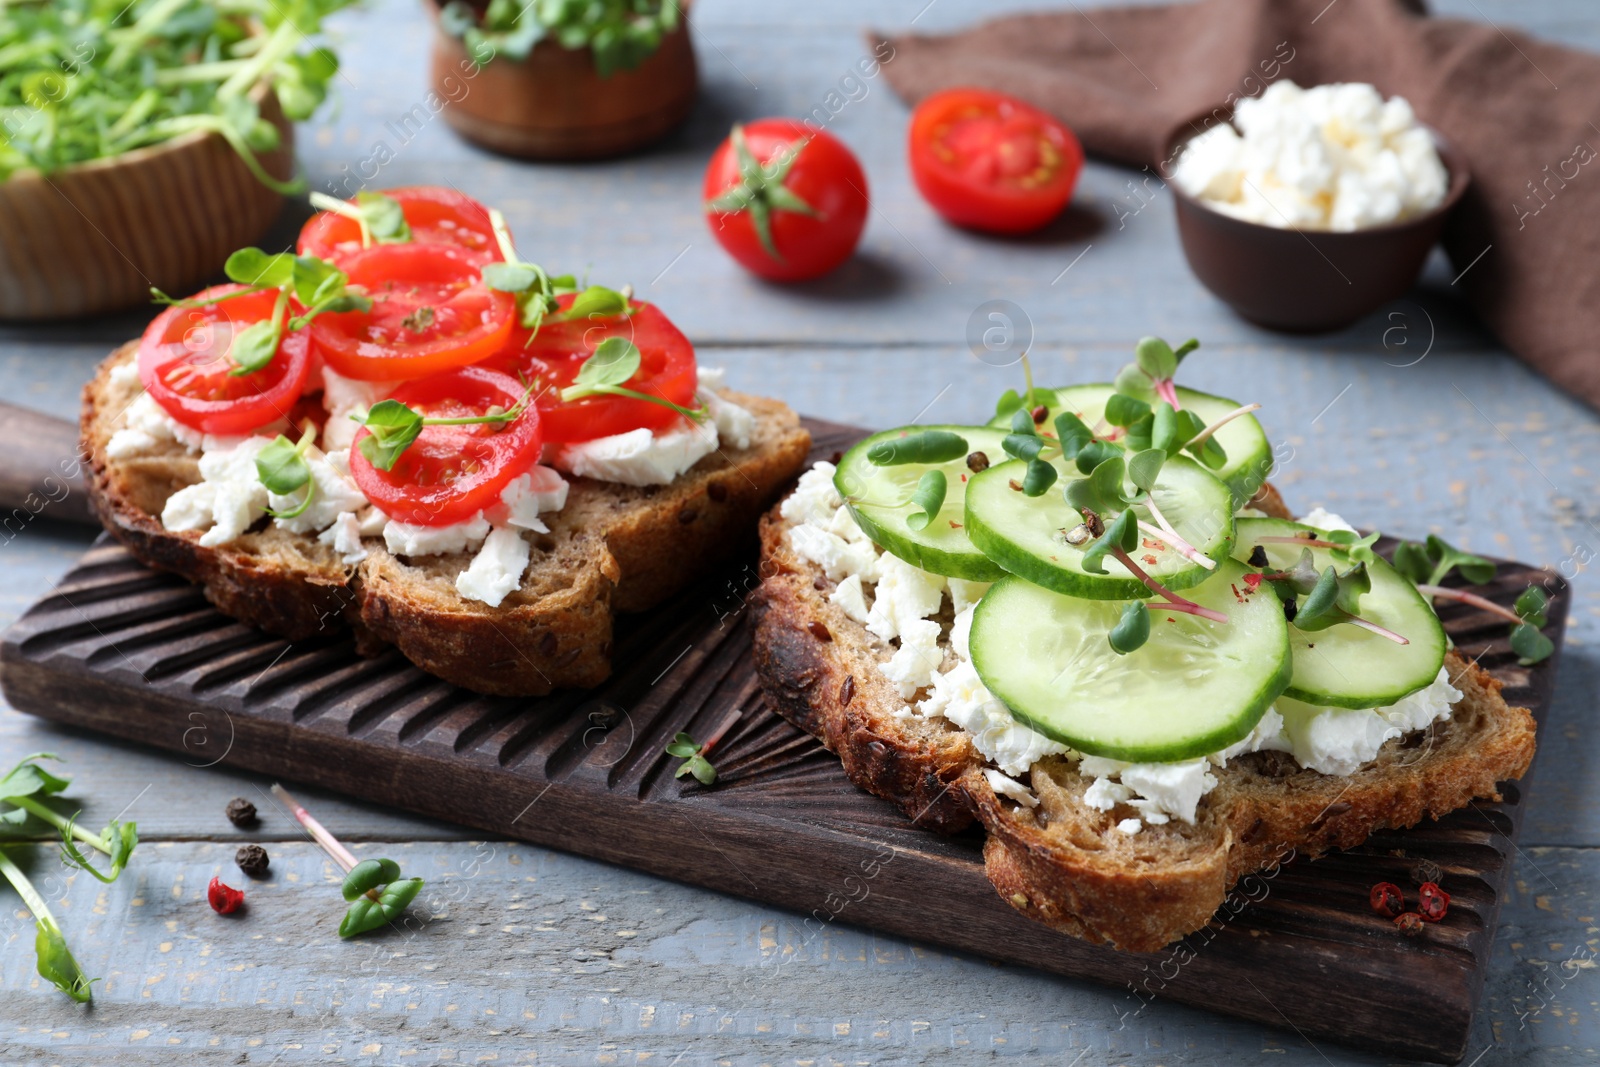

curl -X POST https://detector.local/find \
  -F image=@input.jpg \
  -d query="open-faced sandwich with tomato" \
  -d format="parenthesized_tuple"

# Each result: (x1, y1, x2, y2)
(752, 338, 1544, 951)
(81, 186, 811, 696)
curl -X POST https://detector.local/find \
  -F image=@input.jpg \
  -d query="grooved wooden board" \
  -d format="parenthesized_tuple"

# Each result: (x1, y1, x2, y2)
(0, 420, 1568, 1065)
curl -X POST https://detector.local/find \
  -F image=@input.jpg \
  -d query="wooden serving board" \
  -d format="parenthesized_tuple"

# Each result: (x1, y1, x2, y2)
(0, 419, 1568, 1065)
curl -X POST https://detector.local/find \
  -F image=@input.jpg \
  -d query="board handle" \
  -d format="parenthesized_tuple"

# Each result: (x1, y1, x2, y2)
(0, 401, 95, 526)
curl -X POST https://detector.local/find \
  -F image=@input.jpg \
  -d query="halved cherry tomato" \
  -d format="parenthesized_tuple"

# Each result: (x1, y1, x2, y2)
(703, 119, 869, 282)
(298, 186, 502, 266)
(348, 366, 542, 527)
(310, 244, 515, 382)
(485, 294, 698, 443)
(138, 285, 312, 434)
(908, 88, 1084, 234)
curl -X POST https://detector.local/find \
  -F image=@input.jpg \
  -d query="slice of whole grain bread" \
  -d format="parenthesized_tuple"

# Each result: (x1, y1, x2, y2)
(751, 482, 1538, 952)
(84, 342, 811, 696)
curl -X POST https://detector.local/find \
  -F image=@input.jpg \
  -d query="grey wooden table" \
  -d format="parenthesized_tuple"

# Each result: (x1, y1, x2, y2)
(2, 1, 1597, 1064)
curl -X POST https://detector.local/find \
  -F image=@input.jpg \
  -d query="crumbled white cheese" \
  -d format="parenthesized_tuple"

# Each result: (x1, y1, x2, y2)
(949, 605, 975, 661)
(881, 618, 943, 698)
(1119, 761, 1217, 826)
(865, 554, 945, 642)
(985, 769, 1038, 809)
(1083, 776, 1134, 812)
(317, 511, 368, 565)
(1295, 506, 1356, 534)
(701, 388, 755, 451)
(357, 507, 387, 536)
(269, 452, 368, 536)
(790, 524, 879, 584)
(160, 437, 273, 548)
(490, 466, 569, 534)
(1207, 707, 1293, 767)
(320, 367, 395, 454)
(947, 578, 991, 615)
(919, 660, 1070, 776)
(554, 418, 719, 487)
(781, 462, 843, 527)
(1172, 80, 1448, 231)
(828, 573, 871, 624)
(383, 515, 491, 557)
(455, 526, 531, 608)
(108, 359, 142, 388)
(1116, 818, 1144, 835)
(1276, 666, 1460, 776)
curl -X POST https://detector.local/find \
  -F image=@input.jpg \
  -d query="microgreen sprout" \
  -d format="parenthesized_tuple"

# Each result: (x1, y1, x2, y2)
(1078, 507, 1228, 625)
(256, 425, 319, 519)
(558, 337, 707, 423)
(440, 0, 682, 76)
(1246, 544, 1408, 645)
(0, 754, 141, 1001)
(866, 430, 969, 467)
(151, 246, 370, 376)
(1391, 534, 1554, 664)
(480, 208, 584, 335)
(704, 124, 816, 262)
(270, 784, 423, 939)
(0, 1, 354, 192)
(1114, 336, 1198, 411)
(1108, 600, 1151, 655)
(665, 710, 742, 787)
(308, 191, 411, 249)
(355, 380, 539, 471)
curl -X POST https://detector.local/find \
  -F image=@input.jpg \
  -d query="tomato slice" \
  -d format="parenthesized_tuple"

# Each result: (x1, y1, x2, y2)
(908, 88, 1084, 234)
(310, 243, 516, 382)
(348, 366, 542, 527)
(138, 285, 312, 434)
(485, 295, 698, 443)
(297, 186, 502, 266)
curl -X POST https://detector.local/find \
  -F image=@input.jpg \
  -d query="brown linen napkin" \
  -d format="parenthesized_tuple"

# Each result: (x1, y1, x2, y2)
(875, 0, 1600, 411)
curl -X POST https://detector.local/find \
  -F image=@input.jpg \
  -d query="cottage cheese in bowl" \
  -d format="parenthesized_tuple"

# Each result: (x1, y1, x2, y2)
(1172, 80, 1449, 232)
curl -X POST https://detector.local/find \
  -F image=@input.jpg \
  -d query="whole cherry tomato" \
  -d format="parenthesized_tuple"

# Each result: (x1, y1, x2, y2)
(703, 119, 869, 282)
(310, 243, 515, 382)
(138, 285, 312, 434)
(908, 87, 1084, 234)
(486, 295, 699, 443)
(298, 186, 502, 266)
(348, 365, 543, 527)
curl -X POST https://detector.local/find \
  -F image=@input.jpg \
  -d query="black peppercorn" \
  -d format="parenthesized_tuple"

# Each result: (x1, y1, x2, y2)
(966, 451, 990, 473)
(1248, 545, 1269, 568)
(236, 844, 270, 878)
(225, 798, 257, 828)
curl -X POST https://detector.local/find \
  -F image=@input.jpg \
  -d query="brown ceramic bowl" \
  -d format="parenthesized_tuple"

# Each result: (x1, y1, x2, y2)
(429, 1, 697, 160)
(0, 88, 291, 321)
(1164, 113, 1469, 333)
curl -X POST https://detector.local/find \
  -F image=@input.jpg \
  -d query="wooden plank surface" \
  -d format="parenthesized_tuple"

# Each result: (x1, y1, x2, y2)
(0, 0, 1597, 1064)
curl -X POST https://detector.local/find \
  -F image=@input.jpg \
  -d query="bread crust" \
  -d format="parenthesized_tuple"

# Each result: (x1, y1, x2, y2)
(751, 486, 1538, 951)
(83, 344, 811, 695)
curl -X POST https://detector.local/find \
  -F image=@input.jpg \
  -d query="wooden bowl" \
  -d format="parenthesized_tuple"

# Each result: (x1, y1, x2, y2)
(429, 2, 697, 160)
(0, 90, 292, 321)
(1164, 110, 1470, 333)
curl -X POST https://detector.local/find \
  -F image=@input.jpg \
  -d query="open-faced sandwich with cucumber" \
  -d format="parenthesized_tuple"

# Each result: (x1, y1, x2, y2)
(752, 338, 1540, 951)
(81, 186, 811, 696)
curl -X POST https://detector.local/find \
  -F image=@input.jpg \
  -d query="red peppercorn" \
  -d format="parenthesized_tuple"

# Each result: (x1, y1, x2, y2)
(208, 876, 244, 915)
(1394, 911, 1425, 937)
(1369, 881, 1405, 918)
(1417, 881, 1450, 922)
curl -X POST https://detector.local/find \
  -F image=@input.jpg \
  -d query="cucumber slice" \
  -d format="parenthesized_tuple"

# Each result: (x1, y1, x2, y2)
(970, 559, 1291, 761)
(834, 425, 1010, 581)
(964, 453, 1235, 599)
(990, 384, 1273, 508)
(1232, 518, 1447, 709)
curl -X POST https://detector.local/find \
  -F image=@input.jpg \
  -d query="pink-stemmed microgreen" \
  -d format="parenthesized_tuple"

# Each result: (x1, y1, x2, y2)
(270, 784, 424, 938)
(1391, 534, 1554, 664)
(666, 710, 743, 787)
(1244, 544, 1408, 645)
(1078, 507, 1229, 632)
(1114, 336, 1199, 412)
